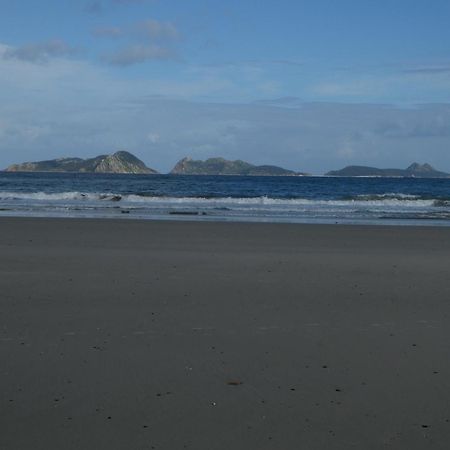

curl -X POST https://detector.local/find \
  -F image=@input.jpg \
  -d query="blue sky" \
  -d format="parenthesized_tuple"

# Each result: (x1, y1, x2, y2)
(1, 0, 450, 173)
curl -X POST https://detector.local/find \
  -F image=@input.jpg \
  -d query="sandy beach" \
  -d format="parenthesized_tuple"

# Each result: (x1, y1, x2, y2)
(1, 217, 450, 449)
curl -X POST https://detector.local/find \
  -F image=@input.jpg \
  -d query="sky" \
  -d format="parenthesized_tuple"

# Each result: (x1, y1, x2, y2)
(0, 0, 450, 174)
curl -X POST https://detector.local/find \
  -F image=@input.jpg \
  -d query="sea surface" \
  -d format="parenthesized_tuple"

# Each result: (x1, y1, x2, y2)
(1, 172, 450, 226)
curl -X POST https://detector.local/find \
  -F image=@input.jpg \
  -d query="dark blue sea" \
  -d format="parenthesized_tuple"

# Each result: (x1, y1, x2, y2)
(1, 172, 450, 226)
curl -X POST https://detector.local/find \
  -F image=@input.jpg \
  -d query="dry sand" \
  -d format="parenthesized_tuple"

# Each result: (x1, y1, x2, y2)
(1, 217, 450, 449)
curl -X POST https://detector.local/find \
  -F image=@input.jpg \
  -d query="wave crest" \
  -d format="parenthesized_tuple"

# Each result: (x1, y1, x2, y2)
(351, 193, 421, 201)
(0, 191, 444, 207)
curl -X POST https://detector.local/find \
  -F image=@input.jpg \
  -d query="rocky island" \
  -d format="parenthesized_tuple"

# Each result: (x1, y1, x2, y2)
(171, 157, 306, 176)
(326, 162, 450, 178)
(4, 151, 158, 174)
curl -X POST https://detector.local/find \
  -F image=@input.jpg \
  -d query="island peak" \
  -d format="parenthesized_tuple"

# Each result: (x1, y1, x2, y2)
(170, 156, 306, 176)
(4, 151, 158, 174)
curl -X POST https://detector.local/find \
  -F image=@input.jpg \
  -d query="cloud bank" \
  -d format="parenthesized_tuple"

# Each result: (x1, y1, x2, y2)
(0, 43, 450, 174)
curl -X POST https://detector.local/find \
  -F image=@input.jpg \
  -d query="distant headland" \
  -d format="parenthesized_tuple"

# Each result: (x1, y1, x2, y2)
(326, 163, 450, 178)
(3, 152, 450, 178)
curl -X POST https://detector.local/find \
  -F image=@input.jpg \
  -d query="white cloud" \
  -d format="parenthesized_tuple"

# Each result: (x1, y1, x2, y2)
(104, 43, 176, 65)
(139, 19, 179, 41)
(147, 132, 160, 143)
(92, 18, 181, 66)
(85, 0, 149, 14)
(93, 26, 124, 38)
(2, 39, 77, 64)
(93, 18, 180, 42)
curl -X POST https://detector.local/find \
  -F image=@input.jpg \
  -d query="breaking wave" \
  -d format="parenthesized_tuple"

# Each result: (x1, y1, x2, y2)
(1, 191, 448, 207)
(350, 193, 422, 201)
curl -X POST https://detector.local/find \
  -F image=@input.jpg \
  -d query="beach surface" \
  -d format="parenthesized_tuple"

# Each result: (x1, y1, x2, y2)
(1, 217, 450, 449)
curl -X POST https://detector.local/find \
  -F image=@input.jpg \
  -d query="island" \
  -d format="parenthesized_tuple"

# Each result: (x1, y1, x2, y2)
(4, 151, 158, 174)
(326, 162, 450, 178)
(170, 157, 306, 176)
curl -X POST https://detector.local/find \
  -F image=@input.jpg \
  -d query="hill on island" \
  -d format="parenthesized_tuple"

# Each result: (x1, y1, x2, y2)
(326, 163, 450, 178)
(4, 151, 158, 174)
(171, 157, 306, 176)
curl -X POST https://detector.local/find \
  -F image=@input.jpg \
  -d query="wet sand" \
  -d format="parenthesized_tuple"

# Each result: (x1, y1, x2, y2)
(1, 217, 450, 449)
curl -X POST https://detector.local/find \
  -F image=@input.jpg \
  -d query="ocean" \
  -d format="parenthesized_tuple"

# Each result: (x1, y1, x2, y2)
(1, 172, 450, 226)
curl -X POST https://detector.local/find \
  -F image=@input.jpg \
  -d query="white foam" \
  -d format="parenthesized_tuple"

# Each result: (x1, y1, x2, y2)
(0, 191, 437, 208)
(0, 191, 100, 201)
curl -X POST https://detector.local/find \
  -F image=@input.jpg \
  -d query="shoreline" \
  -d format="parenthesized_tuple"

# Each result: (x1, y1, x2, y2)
(2, 217, 450, 449)
(2, 212, 450, 228)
